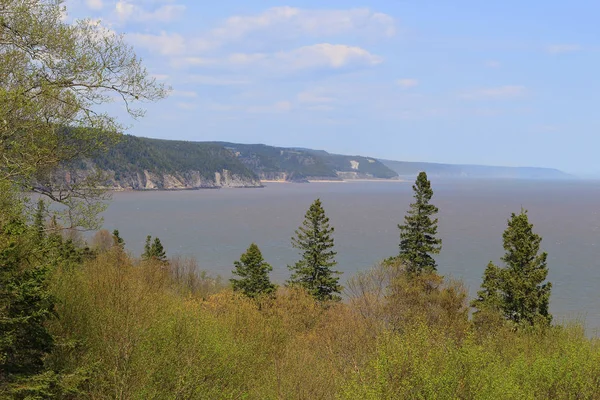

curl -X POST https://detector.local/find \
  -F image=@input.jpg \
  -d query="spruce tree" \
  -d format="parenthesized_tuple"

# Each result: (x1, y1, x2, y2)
(33, 199, 46, 242)
(472, 210, 552, 326)
(112, 230, 125, 249)
(398, 172, 442, 274)
(142, 235, 167, 263)
(231, 243, 275, 299)
(288, 199, 342, 302)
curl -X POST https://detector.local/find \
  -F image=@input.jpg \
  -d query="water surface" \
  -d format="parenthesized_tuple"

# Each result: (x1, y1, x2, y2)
(100, 180, 600, 332)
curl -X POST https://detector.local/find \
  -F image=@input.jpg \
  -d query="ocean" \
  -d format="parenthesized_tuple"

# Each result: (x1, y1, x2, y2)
(98, 179, 600, 332)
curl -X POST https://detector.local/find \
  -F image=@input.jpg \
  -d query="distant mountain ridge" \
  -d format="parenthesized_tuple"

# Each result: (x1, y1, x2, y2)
(379, 159, 572, 180)
(88, 136, 398, 190)
(82, 135, 572, 191)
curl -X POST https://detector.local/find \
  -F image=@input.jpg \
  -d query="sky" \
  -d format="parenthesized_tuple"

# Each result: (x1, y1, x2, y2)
(64, 0, 600, 174)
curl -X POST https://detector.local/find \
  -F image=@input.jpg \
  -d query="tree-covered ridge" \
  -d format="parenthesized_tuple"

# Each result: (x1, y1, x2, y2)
(89, 136, 399, 187)
(92, 135, 258, 182)
(215, 142, 399, 180)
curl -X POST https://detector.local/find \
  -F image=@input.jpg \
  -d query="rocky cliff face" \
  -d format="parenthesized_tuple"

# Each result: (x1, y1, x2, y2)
(103, 169, 262, 190)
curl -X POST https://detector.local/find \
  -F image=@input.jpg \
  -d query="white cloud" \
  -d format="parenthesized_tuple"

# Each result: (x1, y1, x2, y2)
(127, 31, 186, 55)
(115, 1, 185, 23)
(247, 101, 292, 113)
(193, 7, 395, 51)
(86, 0, 103, 10)
(171, 43, 382, 72)
(188, 75, 251, 86)
(396, 78, 419, 88)
(170, 57, 216, 68)
(272, 44, 382, 71)
(222, 7, 394, 38)
(460, 85, 527, 100)
(546, 44, 582, 54)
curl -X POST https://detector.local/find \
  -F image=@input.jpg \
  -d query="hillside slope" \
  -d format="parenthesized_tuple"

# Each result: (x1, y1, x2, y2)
(87, 136, 399, 190)
(91, 136, 261, 189)
(380, 159, 572, 180)
(214, 142, 398, 181)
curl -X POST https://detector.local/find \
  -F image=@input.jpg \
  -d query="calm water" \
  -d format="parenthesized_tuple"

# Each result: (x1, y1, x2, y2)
(100, 180, 600, 332)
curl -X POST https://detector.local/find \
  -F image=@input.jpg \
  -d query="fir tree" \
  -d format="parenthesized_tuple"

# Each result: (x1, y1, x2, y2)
(231, 243, 275, 299)
(398, 171, 442, 274)
(142, 235, 167, 262)
(33, 199, 46, 242)
(0, 201, 54, 382)
(472, 210, 552, 326)
(112, 230, 125, 249)
(288, 199, 342, 302)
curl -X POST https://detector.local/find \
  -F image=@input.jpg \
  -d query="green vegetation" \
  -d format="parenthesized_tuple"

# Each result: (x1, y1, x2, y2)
(92, 135, 258, 184)
(220, 142, 398, 180)
(1, 1, 596, 398)
(472, 209, 552, 326)
(288, 199, 342, 301)
(89, 137, 399, 188)
(1, 0, 166, 228)
(398, 171, 442, 273)
(231, 243, 276, 299)
(142, 235, 167, 263)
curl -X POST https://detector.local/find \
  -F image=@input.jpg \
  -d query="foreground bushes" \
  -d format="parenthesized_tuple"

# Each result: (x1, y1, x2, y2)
(41, 250, 600, 399)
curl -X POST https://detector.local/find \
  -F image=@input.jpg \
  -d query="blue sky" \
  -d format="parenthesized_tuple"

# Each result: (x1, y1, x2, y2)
(65, 0, 599, 174)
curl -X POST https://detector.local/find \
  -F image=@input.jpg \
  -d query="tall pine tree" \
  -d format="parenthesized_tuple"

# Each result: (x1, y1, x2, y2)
(288, 199, 342, 301)
(472, 209, 552, 326)
(231, 243, 275, 299)
(398, 172, 442, 274)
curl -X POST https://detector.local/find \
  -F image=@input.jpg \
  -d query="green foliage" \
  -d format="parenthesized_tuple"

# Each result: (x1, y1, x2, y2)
(398, 171, 442, 274)
(112, 229, 125, 249)
(231, 243, 275, 299)
(214, 142, 399, 180)
(288, 199, 342, 301)
(0, 186, 55, 392)
(92, 135, 259, 185)
(1, 0, 166, 229)
(142, 235, 167, 262)
(472, 209, 552, 326)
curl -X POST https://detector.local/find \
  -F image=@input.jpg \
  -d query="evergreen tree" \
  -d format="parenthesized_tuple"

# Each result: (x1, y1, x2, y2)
(472, 210, 552, 326)
(231, 243, 276, 299)
(0, 190, 55, 384)
(33, 199, 46, 242)
(142, 235, 167, 262)
(398, 171, 442, 274)
(112, 230, 125, 249)
(288, 199, 342, 302)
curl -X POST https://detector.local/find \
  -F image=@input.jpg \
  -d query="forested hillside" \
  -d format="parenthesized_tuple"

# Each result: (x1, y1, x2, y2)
(87, 136, 399, 189)
(215, 142, 399, 181)
(91, 135, 261, 189)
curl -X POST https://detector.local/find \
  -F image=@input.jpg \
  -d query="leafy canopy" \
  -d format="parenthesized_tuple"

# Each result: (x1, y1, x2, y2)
(0, 0, 167, 229)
